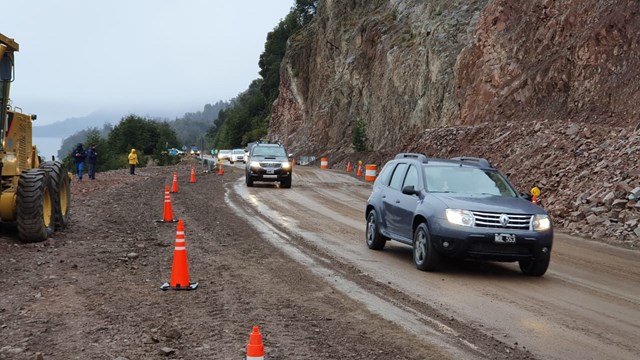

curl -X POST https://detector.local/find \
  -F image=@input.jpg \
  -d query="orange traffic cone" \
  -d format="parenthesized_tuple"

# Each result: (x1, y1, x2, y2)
(356, 163, 362, 177)
(189, 166, 196, 183)
(156, 186, 177, 223)
(246, 326, 265, 360)
(532, 194, 537, 204)
(218, 160, 224, 176)
(171, 172, 179, 193)
(160, 219, 198, 290)
(346, 161, 351, 173)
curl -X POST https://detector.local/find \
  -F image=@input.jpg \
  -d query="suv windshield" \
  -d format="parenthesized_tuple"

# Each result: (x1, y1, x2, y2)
(424, 166, 517, 197)
(252, 147, 286, 157)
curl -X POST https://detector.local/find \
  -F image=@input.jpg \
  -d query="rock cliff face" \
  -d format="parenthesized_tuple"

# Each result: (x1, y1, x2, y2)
(269, 0, 640, 247)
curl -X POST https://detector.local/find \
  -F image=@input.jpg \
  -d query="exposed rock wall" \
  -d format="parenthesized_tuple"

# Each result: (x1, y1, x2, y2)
(270, 0, 640, 247)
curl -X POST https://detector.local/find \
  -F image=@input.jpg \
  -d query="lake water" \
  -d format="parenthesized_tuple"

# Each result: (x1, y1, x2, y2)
(33, 136, 64, 161)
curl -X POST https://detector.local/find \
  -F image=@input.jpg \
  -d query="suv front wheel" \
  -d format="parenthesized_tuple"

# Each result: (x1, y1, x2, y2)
(413, 223, 441, 271)
(518, 255, 550, 276)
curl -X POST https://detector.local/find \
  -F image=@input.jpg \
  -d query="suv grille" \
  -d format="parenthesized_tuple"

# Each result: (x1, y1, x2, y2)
(259, 162, 282, 168)
(472, 211, 532, 230)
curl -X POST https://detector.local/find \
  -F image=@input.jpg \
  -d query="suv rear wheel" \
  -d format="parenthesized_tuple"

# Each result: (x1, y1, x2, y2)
(413, 223, 441, 271)
(366, 210, 387, 250)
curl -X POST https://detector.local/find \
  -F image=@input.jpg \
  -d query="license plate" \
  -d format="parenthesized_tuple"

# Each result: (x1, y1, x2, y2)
(494, 234, 516, 243)
(266, 169, 274, 174)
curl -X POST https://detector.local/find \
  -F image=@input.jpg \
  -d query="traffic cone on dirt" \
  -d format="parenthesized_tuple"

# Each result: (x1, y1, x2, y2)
(189, 166, 196, 183)
(171, 172, 179, 193)
(246, 326, 265, 360)
(532, 194, 537, 204)
(356, 161, 362, 177)
(156, 186, 177, 223)
(218, 159, 224, 176)
(160, 219, 198, 290)
(346, 161, 351, 173)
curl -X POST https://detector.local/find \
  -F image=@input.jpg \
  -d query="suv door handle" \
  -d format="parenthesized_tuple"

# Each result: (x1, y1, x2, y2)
(395, 200, 400, 204)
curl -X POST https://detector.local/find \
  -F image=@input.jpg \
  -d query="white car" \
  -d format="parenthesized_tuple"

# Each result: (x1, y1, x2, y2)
(218, 150, 232, 162)
(230, 149, 245, 164)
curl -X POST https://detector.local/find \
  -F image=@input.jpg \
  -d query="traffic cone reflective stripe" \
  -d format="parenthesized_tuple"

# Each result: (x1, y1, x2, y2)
(189, 166, 196, 183)
(156, 186, 177, 223)
(160, 219, 198, 290)
(246, 326, 265, 360)
(171, 172, 179, 193)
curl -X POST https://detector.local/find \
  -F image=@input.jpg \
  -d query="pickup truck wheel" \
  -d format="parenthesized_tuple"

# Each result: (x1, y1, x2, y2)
(413, 223, 441, 271)
(365, 210, 387, 250)
(246, 174, 254, 187)
(280, 177, 292, 189)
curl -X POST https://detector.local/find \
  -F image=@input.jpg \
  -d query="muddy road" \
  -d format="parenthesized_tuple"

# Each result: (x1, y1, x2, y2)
(0, 160, 638, 359)
(229, 163, 640, 360)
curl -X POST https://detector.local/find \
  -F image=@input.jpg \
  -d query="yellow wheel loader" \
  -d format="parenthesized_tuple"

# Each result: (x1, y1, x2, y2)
(1, 33, 70, 242)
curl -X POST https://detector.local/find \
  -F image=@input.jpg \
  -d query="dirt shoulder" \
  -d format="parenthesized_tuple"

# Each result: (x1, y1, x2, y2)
(0, 160, 469, 360)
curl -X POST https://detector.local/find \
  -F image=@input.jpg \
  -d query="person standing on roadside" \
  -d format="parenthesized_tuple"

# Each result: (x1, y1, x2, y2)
(87, 144, 98, 180)
(128, 148, 139, 175)
(72, 143, 87, 181)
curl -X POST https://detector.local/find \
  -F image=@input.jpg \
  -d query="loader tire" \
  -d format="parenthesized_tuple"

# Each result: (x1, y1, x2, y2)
(16, 169, 55, 243)
(40, 161, 71, 229)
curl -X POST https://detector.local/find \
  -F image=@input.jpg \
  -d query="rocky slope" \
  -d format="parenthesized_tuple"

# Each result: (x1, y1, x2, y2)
(269, 0, 640, 248)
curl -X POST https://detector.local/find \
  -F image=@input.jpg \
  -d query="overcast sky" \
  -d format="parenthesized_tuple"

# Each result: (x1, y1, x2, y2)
(3, 0, 295, 126)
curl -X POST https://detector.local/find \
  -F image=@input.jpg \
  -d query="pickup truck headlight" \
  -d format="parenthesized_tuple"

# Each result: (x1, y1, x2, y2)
(250, 161, 261, 168)
(531, 214, 551, 231)
(281, 161, 291, 170)
(446, 209, 475, 227)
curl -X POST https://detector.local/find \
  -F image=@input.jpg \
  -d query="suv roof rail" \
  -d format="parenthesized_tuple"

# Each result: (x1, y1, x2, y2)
(451, 156, 493, 168)
(394, 153, 429, 163)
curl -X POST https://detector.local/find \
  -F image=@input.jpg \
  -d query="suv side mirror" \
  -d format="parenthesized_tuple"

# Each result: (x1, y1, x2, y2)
(402, 185, 419, 196)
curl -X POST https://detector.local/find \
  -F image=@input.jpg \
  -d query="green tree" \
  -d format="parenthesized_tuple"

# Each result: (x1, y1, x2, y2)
(352, 119, 368, 152)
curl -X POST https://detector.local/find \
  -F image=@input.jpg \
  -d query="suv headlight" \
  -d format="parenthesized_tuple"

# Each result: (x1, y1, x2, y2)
(446, 209, 475, 227)
(282, 161, 291, 170)
(250, 161, 261, 168)
(531, 214, 551, 231)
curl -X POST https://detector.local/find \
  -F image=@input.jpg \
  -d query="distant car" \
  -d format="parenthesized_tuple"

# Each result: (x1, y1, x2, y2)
(365, 153, 553, 276)
(168, 148, 184, 156)
(230, 149, 246, 164)
(218, 149, 232, 162)
(190, 146, 200, 156)
(245, 143, 292, 188)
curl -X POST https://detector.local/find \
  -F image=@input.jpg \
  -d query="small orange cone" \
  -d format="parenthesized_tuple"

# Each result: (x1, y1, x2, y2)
(171, 172, 179, 193)
(160, 219, 198, 290)
(356, 162, 362, 177)
(246, 326, 265, 360)
(189, 166, 196, 183)
(532, 194, 537, 204)
(156, 186, 177, 223)
(218, 159, 224, 176)
(346, 161, 351, 173)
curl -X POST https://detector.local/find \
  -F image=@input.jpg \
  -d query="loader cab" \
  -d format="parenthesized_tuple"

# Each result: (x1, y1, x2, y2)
(1, 38, 18, 152)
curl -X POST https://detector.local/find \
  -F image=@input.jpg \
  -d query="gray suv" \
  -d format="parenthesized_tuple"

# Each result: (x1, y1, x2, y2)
(365, 153, 553, 276)
(245, 143, 292, 188)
